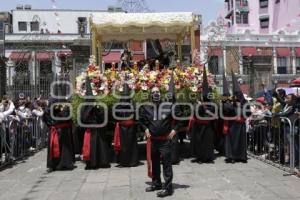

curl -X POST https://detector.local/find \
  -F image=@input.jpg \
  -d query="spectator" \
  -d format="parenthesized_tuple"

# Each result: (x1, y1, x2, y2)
(0, 95, 15, 124)
(0, 95, 15, 160)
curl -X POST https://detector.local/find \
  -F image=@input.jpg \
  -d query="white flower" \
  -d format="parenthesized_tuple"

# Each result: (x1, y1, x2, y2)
(100, 84, 105, 91)
(141, 85, 148, 91)
(191, 86, 197, 92)
(92, 90, 97, 96)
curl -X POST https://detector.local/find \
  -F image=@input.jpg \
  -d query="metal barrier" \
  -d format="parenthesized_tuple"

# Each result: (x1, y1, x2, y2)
(0, 116, 48, 168)
(0, 121, 10, 166)
(247, 116, 297, 174)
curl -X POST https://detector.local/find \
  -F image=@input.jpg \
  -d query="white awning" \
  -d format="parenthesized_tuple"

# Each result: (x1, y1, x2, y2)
(91, 12, 199, 42)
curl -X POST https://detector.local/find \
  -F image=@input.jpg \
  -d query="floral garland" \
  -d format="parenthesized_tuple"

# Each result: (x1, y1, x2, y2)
(75, 63, 216, 98)
(72, 58, 219, 123)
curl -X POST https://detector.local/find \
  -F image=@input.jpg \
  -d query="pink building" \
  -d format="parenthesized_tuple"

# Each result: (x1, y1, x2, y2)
(224, 0, 300, 34)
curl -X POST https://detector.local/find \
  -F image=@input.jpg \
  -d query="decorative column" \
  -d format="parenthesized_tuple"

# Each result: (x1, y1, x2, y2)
(176, 34, 183, 62)
(97, 38, 102, 66)
(6, 60, 14, 86)
(273, 47, 277, 74)
(238, 46, 243, 74)
(31, 51, 36, 85)
(292, 48, 296, 74)
(190, 25, 196, 64)
(92, 28, 97, 58)
(72, 57, 76, 86)
(223, 47, 227, 75)
(53, 51, 61, 75)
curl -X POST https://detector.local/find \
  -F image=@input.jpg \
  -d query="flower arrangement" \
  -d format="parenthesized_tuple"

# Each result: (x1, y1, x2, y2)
(74, 61, 216, 101)
(71, 58, 218, 123)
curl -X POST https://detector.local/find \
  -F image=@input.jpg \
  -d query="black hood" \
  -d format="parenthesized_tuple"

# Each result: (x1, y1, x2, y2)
(202, 66, 210, 102)
(166, 71, 176, 103)
(231, 70, 246, 103)
(222, 72, 230, 97)
(85, 74, 95, 102)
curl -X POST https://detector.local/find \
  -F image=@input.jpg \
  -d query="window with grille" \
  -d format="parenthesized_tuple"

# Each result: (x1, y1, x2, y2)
(0, 22, 3, 40)
(0, 44, 4, 56)
(260, 18, 269, 28)
(236, 12, 249, 24)
(236, 0, 241, 8)
(260, 0, 268, 8)
(208, 56, 219, 75)
(18, 21, 27, 31)
(30, 21, 39, 32)
(242, 0, 248, 7)
(0, 22, 3, 39)
(235, 0, 248, 8)
(296, 57, 300, 74)
(277, 57, 287, 74)
(242, 56, 250, 75)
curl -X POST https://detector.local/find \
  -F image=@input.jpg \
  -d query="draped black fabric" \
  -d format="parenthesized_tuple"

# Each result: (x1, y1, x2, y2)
(114, 83, 139, 167)
(215, 101, 233, 155)
(170, 134, 180, 164)
(81, 105, 110, 169)
(224, 121, 247, 161)
(223, 102, 250, 161)
(214, 118, 225, 155)
(190, 104, 215, 162)
(43, 105, 75, 170)
(73, 126, 85, 154)
(118, 124, 139, 167)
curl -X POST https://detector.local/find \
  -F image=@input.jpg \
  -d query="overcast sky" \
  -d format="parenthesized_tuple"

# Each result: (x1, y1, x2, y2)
(0, 0, 224, 25)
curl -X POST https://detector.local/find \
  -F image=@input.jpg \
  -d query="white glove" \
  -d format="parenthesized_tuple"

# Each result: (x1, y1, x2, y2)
(0, 113, 4, 123)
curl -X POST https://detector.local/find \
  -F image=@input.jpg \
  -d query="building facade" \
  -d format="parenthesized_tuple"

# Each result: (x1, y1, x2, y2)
(202, 21, 300, 96)
(0, 12, 12, 98)
(223, 0, 300, 34)
(4, 6, 201, 100)
(201, 0, 300, 96)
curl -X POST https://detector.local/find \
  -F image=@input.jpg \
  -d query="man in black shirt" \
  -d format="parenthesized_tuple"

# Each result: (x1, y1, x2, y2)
(139, 84, 183, 198)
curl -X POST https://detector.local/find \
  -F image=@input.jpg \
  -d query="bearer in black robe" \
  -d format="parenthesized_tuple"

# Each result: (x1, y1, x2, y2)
(224, 71, 251, 163)
(189, 66, 216, 163)
(43, 75, 75, 171)
(166, 71, 181, 165)
(139, 84, 184, 198)
(81, 75, 110, 169)
(114, 82, 139, 167)
(215, 73, 231, 155)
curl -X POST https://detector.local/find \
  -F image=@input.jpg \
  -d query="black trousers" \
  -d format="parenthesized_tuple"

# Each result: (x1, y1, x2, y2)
(151, 139, 173, 191)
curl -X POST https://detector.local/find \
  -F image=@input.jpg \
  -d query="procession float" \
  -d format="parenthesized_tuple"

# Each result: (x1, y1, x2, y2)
(71, 12, 219, 123)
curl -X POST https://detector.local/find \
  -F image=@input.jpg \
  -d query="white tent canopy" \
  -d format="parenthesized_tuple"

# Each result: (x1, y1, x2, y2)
(90, 12, 200, 65)
(90, 12, 199, 41)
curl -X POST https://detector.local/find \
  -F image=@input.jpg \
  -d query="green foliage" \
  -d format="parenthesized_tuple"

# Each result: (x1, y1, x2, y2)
(133, 90, 151, 103)
(71, 94, 84, 124)
(71, 88, 220, 124)
(96, 93, 118, 108)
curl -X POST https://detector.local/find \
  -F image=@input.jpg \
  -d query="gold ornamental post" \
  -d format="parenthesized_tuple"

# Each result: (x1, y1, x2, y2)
(190, 25, 195, 64)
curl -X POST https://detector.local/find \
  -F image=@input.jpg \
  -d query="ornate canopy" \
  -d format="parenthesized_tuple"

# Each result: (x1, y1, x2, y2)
(90, 12, 201, 65)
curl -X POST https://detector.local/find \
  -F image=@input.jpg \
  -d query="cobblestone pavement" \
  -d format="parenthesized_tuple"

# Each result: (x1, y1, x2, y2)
(1, 147, 300, 200)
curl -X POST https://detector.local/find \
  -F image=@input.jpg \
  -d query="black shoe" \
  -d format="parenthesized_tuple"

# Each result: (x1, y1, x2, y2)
(157, 189, 173, 198)
(145, 185, 162, 192)
(47, 168, 55, 173)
